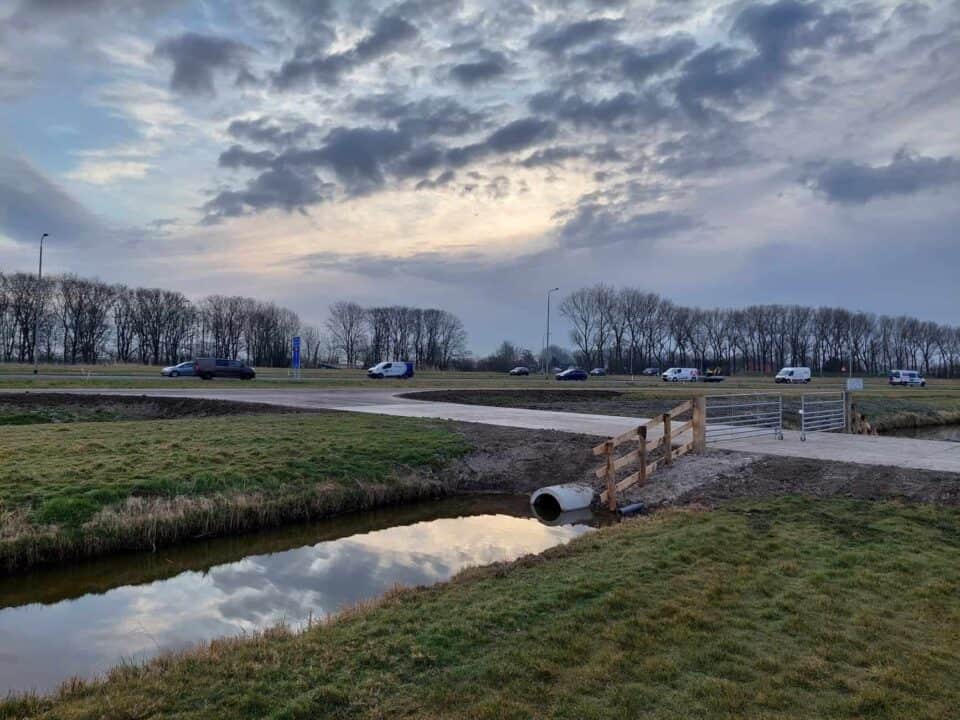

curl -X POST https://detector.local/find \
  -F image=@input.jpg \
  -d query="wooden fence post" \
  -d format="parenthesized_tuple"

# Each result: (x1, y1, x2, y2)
(692, 396, 707, 453)
(638, 425, 648, 485)
(662, 413, 672, 466)
(604, 440, 616, 511)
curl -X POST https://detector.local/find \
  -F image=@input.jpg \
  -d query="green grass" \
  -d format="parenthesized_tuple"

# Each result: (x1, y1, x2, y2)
(6, 497, 958, 719)
(0, 413, 470, 570)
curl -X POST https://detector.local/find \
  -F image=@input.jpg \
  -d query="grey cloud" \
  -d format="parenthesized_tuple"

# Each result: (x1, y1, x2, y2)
(529, 89, 667, 130)
(304, 126, 413, 190)
(272, 12, 418, 90)
(557, 205, 699, 249)
(219, 144, 276, 170)
(530, 17, 622, 55)
(620, 35, 697, 83)
(415, 169, 456, 190)
(520, 144, 624, 168)
(0, 153, 140, 246)
(449, 51, 509, 87)
(675, 0, 876, 117)
(202, 166, 334, 222)
(351, 95, 488, 137)
(446, 117, 557, 166)
(227, 117, 321, 147)
(802, 150, 960, 204)
(154, 33, 253, 97)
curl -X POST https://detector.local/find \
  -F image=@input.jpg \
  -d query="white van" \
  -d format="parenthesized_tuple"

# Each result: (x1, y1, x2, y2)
(367, 361, 415, 379)
(775, 367, 811, 384)
(888, 369, 925, 387)
(661, 367, 699, 382)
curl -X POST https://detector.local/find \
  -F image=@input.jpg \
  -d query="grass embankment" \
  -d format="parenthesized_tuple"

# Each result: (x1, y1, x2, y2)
(5, 497, 958, 719)
(0, 413, 469, 572)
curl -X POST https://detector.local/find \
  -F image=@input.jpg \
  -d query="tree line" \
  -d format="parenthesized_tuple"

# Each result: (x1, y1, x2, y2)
(325, 301, 467, 369)
(0, 272, 467, 369)
(551, 284, 960, 377)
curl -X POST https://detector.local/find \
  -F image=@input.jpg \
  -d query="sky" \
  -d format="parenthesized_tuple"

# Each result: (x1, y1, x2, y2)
(0, 0, 958, 355)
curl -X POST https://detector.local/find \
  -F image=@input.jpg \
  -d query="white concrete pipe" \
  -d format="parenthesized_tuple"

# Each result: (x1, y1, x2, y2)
(530, 483, 595, 513)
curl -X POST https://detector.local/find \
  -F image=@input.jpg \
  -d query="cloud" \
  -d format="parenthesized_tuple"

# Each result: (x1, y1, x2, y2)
(272, 12, 419, 90)
(529, 89, 667, 130)
(202, 166, 335, 222)
(0, 152, 136, 245)
(154, 33, 253, 97)
(529, 17, 622, 55)
(351, 95, 488, 137)
(64, 160, 152, 185)
(415, 169, 456, 190)
(446, 116, 557, 166)
(556, 204, 699, 249)
(802, 150, 960, 204)
(227, 117, 321, 148)
(449, 51, 508, 87)
(674, 0, 876, 118)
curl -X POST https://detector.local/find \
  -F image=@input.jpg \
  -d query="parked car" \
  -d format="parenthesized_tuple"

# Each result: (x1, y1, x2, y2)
(556, 368, 588, 381)
(661, 367, 699, 382)
(775, 366, 811, 384)
(641, 367, 660, 376)
(889, 369, 926, 387)
(161, 361, 195, 377)
(589, 368, 606, 376)
(193, 357, 256, 380)
(367, 361, 415, 379)
(509, 366, 530, 376)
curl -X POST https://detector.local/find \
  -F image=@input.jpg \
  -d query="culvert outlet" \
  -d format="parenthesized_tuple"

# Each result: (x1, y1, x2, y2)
(530, 484, 595, 515)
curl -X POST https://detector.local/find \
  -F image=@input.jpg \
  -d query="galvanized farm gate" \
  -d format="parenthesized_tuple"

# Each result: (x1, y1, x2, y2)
(705, 392, 784, 442)
(800, 391, 847, 441)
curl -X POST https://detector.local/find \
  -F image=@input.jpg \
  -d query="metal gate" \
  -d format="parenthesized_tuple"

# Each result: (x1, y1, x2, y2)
(705, 393, 783, 443)
(800, 391, 846, 441)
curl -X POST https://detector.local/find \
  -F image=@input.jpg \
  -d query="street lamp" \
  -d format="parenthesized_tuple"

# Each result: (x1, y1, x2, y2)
(544, 287, 559, 378)
(32, 233, 48, 375)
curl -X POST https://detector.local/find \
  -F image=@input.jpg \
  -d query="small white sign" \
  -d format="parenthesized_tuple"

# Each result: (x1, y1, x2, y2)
(846, 378, 864, 391)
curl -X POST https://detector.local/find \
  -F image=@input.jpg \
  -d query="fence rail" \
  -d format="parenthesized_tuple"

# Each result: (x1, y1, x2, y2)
(705, 392, 783, 442)
(593, 398, 704, 510)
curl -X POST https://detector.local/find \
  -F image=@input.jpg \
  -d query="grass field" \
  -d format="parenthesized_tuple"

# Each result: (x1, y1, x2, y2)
(5, 497, 958, 719)
(0, 412, 469, 572)
(2, 367, 960, 428)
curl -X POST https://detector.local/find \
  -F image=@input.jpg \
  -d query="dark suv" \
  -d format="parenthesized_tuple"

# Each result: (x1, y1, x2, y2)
(193, 358, 256, 380)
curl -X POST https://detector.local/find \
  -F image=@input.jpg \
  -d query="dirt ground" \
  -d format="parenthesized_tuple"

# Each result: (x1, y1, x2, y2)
(0, 392, 309, 423)
(403, 388, 677, 418)
(437, 421, 600, 494)
(619, 450, 960, 508)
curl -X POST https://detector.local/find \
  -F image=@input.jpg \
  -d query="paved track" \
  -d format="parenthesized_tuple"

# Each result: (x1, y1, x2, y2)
(10, 387, 960, 474)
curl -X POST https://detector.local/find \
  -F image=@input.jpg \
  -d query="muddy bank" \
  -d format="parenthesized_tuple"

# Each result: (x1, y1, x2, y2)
(0, 392, 308, 424)
(1, 421, 598, 575)
(621, 450, 960, 508)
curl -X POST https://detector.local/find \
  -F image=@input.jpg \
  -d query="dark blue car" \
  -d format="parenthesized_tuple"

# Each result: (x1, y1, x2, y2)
(556, 368, 588, 381)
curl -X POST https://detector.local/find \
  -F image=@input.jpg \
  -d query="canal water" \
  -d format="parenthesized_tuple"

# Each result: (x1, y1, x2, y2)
(883, 424, 960, 442)
(0, 495, 602, 696)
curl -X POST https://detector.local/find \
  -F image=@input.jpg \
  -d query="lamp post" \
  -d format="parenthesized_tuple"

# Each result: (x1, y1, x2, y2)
(544, 287, 559, 378)
(32, 233, 48, 375)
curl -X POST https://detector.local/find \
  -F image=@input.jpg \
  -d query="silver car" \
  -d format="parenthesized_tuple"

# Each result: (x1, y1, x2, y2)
(161, 361, 195, 377)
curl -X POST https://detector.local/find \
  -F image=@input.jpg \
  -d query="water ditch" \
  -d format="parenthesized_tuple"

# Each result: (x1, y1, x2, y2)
(0, 494, 608, 696)
(882, 424, 960, 442)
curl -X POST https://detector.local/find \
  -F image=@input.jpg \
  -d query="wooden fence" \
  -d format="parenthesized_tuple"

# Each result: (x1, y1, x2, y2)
(593, 397, 706, 510)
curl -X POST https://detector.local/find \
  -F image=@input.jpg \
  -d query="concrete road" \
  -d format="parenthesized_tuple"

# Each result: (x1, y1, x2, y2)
(8, 386, 960, 474)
